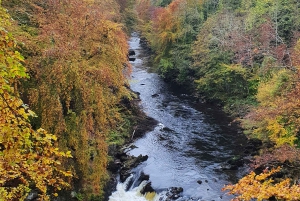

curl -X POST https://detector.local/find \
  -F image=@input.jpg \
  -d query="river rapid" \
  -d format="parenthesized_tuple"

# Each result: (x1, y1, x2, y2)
(108, 33, 248, 201)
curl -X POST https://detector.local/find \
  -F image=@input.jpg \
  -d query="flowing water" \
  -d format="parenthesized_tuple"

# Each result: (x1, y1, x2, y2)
(109, 33, 248, 201)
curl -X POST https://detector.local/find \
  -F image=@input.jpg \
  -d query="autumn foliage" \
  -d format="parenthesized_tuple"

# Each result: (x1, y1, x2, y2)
(135, 0, 300, 200)
(3, 0, 300, 199)
(2, 0, 131, 199)
(223, 167, 300, 201)
(0, 5, 72, 200)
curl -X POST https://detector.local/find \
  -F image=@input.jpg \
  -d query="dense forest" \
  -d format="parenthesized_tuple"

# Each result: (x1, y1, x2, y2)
(135, 0, 300, 200)
(1, 0, 300, 200)
(0, 0, 136, 200)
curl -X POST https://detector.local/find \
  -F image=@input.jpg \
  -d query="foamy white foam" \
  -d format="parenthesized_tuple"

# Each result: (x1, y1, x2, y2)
(109, 175, 159, 201)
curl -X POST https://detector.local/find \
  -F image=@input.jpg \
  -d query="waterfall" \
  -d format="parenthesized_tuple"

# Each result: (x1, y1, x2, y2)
(109, 175, 158, 201)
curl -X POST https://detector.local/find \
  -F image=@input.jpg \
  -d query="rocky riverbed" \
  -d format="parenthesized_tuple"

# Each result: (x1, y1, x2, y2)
(105, 33, 256, 201)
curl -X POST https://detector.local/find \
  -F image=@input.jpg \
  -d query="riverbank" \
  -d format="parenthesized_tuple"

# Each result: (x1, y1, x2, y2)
(103, 91, 158, 200)
(106, 32, 297, 201)
(104, 33, 258, 201)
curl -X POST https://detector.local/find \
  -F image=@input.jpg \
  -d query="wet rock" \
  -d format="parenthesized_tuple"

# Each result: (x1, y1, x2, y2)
(141, 182, 155, 195)
(247, 138, 262, 149)
(128, 49, 135, 56)
(221, 163, 238, 170)
(120, 154, 148, 182)
(115, 152, 128, 162)
(107, 159, 122, 173)
(138, 172, 150, 182)
(123, 155, 148, 169)
(104, 79, 157, 198)
(151, 93, 159, 98)
(133, 117, 158, 139)
(25, 191, 38, 201)
(225, 165, 238, 170)
(165, 187, 184, 200)
(171, 187, 183, 194)
(127, 144, 138, 150)
(120, 169, 131, 182)
(139, 37, 152, 52)
(128, 49, 136, 61)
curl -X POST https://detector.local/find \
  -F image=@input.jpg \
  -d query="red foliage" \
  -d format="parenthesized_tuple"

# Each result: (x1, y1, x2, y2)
(258, 20, 276, 51)
(252, 145, 300, 170)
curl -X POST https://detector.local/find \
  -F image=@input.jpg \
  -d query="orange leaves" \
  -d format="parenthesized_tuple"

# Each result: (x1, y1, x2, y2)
(4, 0, 129, 198)
(150, 0, 184, 50)
(243, 50, 300, 146)
(223, 167, 300, 201)
(12, 0, 131, 198)
(253, 145, 300, 171)
(136, 0, 152, 22)
(234, 39, 300, 201)
(0, 9, 73, 200)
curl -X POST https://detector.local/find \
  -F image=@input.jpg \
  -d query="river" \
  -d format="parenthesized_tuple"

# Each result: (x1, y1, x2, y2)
(108, 33, 248, 201)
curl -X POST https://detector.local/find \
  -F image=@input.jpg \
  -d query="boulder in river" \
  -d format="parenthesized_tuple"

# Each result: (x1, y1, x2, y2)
(120, 154, 148, 182)
(137, 172, 150, 183)
(128, 49, 135, 56)
(107, 159, 122, 173)
(140, 182, 155, 195)
(165, 187, 184, 200)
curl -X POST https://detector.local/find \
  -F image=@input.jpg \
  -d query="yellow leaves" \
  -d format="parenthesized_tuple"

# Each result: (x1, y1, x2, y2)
(148, 0, 186, 51)
(244, 60, 300, 146)
(256, 68, 293, 106)
(250, 117, 297, 146)
(265, 119, 296, 146)
(223, 167, 300, 201)
(0, 6, 73, 200)
(4, 0, 130, 198)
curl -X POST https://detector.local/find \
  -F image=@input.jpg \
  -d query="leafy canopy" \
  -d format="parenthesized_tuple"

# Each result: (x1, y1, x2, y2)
(0, 4, 72, 200)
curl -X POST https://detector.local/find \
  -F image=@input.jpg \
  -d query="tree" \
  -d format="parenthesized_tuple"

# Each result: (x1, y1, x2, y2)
(223, 167, 300, 201)
(0, 4, 72, 200)
(3, 0, 131, 198)
(2, 0, 132, 198)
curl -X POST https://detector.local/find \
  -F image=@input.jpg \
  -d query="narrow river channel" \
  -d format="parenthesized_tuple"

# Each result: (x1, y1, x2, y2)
(109, 33, 248, 201)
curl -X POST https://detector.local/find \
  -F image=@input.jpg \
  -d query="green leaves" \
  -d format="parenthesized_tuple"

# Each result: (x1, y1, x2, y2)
(6, 0, 132, 198)
(0, 6, 73, 200)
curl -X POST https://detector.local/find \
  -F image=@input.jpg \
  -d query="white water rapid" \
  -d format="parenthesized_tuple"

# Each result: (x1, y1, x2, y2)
(108, 32, 247, 201)
(109, 175, 152, 201)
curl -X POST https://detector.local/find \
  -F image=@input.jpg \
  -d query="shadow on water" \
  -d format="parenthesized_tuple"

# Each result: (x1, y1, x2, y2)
(109, 32, 248, 201)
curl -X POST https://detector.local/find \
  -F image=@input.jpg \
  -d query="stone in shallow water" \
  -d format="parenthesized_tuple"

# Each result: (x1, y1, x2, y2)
(128, 49, 135, 56)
